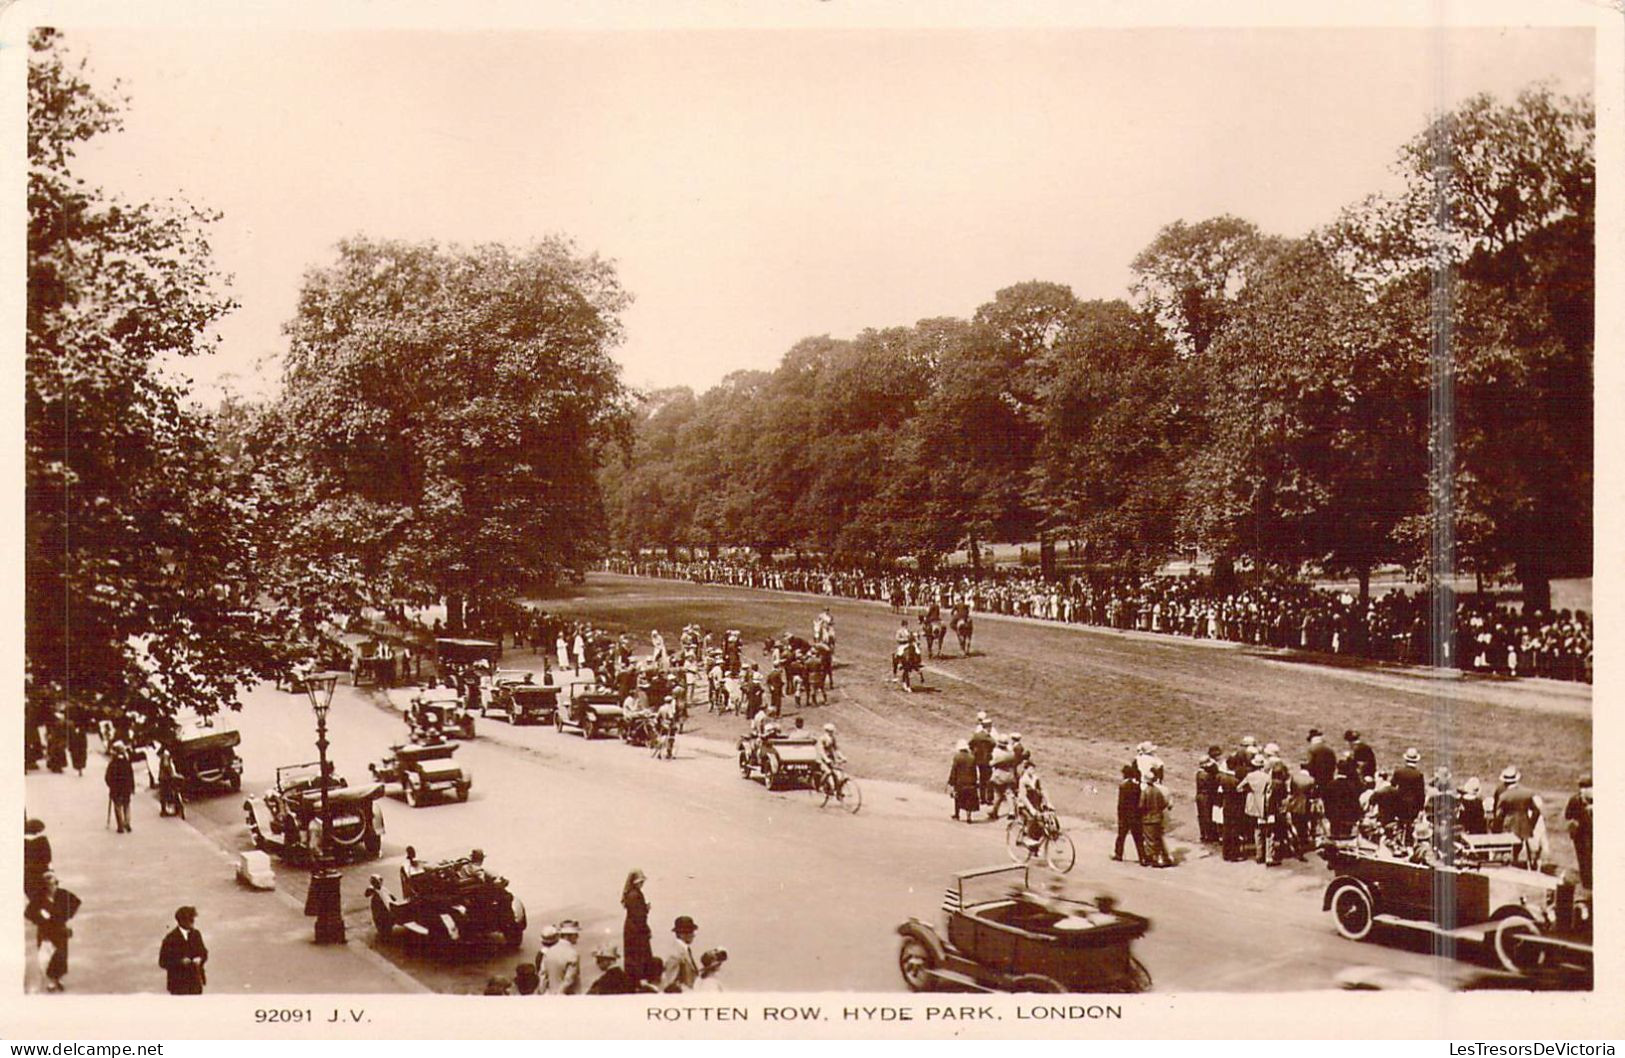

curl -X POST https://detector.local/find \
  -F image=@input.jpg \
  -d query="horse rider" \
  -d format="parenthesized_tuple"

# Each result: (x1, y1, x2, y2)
(892, 620, 916, 677)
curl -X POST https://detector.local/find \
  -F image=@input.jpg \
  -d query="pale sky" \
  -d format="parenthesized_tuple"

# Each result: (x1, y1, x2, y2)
(64, 25, 1593, 401)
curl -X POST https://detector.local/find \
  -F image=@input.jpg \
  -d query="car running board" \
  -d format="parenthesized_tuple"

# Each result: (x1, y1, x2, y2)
(1373, 914, 1492, 943)
(923, 968, 997, 993)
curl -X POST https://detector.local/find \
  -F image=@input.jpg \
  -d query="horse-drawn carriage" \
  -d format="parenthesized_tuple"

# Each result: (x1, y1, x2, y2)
(369, 741, 471, 807)
(244, 763, 385, 865)
(897, 865, 1152, 993)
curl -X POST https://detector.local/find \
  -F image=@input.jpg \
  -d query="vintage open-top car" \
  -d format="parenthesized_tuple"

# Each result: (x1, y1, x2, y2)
(737, 729, 822, 790)
(435, 637, 502, 671)
(368, 850, 526, 950)
(147, 720, 243, 795)
(1321, 834, 1592, 979)
(244, 763, 385, 864)
(369, 741, 471, 807)
(482, 671, 558, 725)
(410, 686, 476, 741)
(556, 680, 625, 739)
(897, 865, 1151, 993)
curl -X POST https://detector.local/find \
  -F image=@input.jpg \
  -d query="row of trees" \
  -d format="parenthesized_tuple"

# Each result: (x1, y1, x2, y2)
(27, 32, 633, 727)
(601, 86, 1593, 611)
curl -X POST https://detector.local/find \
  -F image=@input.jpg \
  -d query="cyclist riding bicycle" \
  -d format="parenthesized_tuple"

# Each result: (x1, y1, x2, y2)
(1016, 760, 1051, 851)
(817, 723, 845, 787)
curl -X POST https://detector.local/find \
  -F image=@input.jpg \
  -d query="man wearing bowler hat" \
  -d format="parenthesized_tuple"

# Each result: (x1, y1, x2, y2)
(660, 915, 700, 993)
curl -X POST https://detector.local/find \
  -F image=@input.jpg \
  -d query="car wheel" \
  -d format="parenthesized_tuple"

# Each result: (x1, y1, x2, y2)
(555, 713, 564, 733)
(503, 923, 525, 950)
(763, 756, 780, 790)
(404, 780, 421, 807)
(585, 718, 598, 740)
(228, 773, 242, 792)
(1125, 956, 1153, 993)
(1011, 974, 1065, 993)
(456, 783, 470, 803)
(897, 936, 937, 992)
(370, 892, 394, 939)
(1330, 884, 1375, 941)
(1493, 914, 1544, 974)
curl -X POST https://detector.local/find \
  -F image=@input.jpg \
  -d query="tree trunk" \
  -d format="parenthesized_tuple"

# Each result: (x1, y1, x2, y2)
(665, 542, 677, 562)
(1039, 534, 1056, 579)
(1211, 553, 1237, 595)
(1517, 559, 1552, 614)
(969, 535, 982, 580)
(445, 593, 465, 635)
(1357, 566, 1371, 607)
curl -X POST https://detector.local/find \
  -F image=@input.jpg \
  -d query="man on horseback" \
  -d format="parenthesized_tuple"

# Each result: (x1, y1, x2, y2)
(951, 599, 974, 656)
(921, 601, 945, 659)
(892, 620, 924, 691)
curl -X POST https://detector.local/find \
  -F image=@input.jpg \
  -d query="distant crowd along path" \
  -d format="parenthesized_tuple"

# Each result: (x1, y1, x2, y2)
(599, 558, 1592, 685)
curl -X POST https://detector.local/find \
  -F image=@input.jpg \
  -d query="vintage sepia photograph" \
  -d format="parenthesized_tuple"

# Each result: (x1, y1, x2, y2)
(8, 0, 1616, 1041)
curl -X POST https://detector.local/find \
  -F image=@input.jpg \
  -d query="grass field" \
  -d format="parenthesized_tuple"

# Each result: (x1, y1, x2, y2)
(538, 574, 1591, 864)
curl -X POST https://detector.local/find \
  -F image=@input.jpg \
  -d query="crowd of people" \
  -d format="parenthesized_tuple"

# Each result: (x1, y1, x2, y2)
(1108, 727, 1594, 886)
(480, 869, 727, 995)
(604, 556, 1592, 683)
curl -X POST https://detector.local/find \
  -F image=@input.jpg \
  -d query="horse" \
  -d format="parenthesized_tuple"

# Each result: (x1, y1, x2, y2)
(953, 614, 974, 656)
(923, 618, 947, 659)
(893, 640, 924, 693)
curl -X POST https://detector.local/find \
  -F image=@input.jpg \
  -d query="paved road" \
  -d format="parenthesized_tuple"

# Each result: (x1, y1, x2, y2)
(183, 670, 1492, 994)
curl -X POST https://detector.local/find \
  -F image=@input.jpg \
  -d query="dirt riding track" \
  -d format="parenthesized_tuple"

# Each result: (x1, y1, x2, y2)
(180, 573, 1589, 995)
(554, 574, 1591, 841)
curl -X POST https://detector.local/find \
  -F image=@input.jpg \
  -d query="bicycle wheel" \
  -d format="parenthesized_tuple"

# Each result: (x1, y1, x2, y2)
(1006, 819, 1034, 864)
(835, 776, 862, 814)
(1045, 830, 1077, 873)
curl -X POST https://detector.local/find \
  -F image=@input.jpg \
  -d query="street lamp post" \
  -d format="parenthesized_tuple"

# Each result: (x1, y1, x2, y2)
(299, 671, 345, 944)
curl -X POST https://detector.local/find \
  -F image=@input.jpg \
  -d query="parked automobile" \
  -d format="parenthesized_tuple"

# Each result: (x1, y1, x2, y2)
(737, 727, 822, 790)
(369, 741, 471, 807)
(435, 637, 502, 671)
(244, 763, 385, 865)
(482, 671, 559, 725)
(556, 680, 625, 739)
(145, 721, 243, 795)
(368, 851, 526, 950)
(897, 865, 1151, 993)
(1321, 834, 1592, 978)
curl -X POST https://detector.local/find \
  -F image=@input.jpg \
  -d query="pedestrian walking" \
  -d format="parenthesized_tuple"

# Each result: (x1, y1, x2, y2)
(158, 906, 208, 994)
(948, 740, 979, 822)
(67, 714, 89, 777)
(105, 743, 136, 834)
(1139, 769, 1174, 868)
(25, 872, 80, 992)
(987, 737, 1018, 820)
(621, 868, 658, 985)
(968, 722, 995, 806)
(24, 818, 52, 901)
(1493, 766, 1545, 868)
(1111, 764, 1145, 863)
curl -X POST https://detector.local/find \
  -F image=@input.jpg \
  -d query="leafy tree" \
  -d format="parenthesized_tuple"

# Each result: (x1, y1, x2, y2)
(1130, 216, 1272, 356)
(1184, 240, 1429, 601)
(272, 235, 631, 629)
(26, 30, 288, 729)
(1326, 86, 1593, 609)
(1030, 300, 1186, 569)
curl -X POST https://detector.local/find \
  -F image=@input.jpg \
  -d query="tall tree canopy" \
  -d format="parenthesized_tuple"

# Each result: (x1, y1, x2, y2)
(271, 235, 632, 629)
(27, 30, 287, 728)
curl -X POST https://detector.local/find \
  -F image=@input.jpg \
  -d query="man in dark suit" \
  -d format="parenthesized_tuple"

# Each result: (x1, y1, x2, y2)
(1111, 764, 1144, 863)
(159, 906, 207, 994)
(1305, 729, 1337, 794)
(1195, 748, 1221, 843)
(1391, 748, 1428, 825)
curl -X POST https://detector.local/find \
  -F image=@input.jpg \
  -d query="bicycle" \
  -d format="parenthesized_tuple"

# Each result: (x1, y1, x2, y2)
(1006, 808, 1077, 873)
(818, 766, 862, 814)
